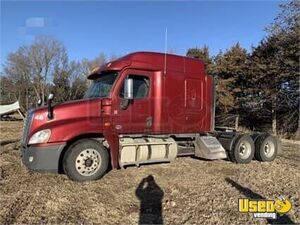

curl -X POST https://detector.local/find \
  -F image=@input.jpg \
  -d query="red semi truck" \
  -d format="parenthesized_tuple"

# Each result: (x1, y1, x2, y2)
(20, 52, 278, 181)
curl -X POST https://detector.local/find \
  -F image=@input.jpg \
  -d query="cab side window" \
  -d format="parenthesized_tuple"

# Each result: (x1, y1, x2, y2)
(120, 75, 150, 99)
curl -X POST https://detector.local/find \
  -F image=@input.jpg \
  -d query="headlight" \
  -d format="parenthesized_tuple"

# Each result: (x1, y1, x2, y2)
(28, 129, 51, 145)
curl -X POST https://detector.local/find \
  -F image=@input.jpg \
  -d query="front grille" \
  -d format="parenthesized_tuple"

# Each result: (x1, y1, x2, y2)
(21, 110, 33, 145)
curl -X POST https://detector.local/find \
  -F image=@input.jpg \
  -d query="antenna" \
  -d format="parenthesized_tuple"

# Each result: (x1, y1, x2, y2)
(164, 27, 167, 75)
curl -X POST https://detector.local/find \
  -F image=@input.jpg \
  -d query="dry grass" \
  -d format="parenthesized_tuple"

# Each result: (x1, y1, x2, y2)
(0, 121, 23, 141)
(0, 121, 299, 224)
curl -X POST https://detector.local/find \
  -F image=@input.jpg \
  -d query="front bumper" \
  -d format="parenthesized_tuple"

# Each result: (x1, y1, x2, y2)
(21, 143, 66, 173)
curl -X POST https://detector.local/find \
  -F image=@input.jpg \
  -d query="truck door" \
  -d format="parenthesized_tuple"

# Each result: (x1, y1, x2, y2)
(113, 69, 153, 134)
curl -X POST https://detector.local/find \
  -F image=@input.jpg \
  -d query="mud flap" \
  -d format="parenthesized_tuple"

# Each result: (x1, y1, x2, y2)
(194, 136, 227, 160)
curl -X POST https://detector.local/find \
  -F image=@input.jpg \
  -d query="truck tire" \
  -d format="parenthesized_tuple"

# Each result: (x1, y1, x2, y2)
(63, 139, 109, 182)
(230, 134, 254, 164)
(254, 135, 278, 162)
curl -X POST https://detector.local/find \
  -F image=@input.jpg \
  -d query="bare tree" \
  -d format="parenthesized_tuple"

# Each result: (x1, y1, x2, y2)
(28, 36, 67, 105)
(82, 53, 107, 74)
(3, 36, 68, 108)
(3, 46, 31, 110)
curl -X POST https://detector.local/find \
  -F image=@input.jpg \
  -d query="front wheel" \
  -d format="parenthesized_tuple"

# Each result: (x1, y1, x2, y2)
(63, 139, 109, 182)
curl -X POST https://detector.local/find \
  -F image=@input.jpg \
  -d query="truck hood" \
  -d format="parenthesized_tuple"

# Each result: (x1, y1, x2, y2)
(28, 98, 105, 143)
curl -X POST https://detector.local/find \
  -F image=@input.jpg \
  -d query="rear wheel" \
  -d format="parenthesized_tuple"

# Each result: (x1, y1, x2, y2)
(254, 135, 278, 162)
(63, 139, 109, 182)
(229, 134, 254, 164)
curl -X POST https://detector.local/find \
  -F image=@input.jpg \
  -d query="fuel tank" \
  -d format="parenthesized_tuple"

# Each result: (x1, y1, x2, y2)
(119, 137, 178, 167)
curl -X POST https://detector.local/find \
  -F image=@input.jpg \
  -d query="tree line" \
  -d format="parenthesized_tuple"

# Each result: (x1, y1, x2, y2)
(186, 0, 299, 137)
(0, 36, 112, 109)
(0, 1, 299, 137)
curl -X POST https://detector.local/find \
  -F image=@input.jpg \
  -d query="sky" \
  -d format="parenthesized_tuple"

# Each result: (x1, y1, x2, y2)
(1, 1, 282, 67)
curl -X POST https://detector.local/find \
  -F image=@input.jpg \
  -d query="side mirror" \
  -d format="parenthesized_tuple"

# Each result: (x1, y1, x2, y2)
(124, 78, 133, 100)
(120, 78, 133, 110)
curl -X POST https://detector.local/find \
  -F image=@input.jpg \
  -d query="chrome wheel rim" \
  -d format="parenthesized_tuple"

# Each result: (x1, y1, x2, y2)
(239, 142, 251, 159)
(264, 141, 275, 158)
(75, 149, 101, 176)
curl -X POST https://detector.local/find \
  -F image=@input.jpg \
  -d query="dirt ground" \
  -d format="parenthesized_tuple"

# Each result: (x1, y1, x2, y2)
(0, 121, 299, 224)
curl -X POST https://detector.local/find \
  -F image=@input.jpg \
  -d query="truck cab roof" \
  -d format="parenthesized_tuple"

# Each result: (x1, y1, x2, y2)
(88, 51, 206, 79)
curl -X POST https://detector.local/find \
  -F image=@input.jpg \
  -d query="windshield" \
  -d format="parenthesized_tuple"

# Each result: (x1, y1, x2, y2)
(83, 72, 118, 99)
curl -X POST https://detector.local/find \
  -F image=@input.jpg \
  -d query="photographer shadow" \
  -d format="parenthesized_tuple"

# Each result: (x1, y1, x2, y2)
(136, 175, 164, 225)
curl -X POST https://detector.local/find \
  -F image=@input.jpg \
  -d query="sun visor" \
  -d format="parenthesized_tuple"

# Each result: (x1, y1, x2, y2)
(87, 60, 131, 79)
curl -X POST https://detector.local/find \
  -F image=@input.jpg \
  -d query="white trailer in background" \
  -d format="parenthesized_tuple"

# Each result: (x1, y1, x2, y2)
(0, 101, 25, 120)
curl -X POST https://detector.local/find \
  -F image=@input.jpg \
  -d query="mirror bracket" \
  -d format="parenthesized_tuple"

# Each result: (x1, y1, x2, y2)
(120, 98, 132, 110)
